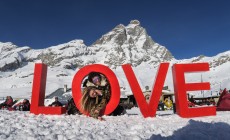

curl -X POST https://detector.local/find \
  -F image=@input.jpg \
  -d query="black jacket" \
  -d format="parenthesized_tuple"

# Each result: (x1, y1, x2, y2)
(49, 101, 63, 107)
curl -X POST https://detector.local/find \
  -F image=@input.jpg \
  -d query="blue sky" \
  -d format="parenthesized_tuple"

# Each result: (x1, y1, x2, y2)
(0, 0, 229, 59)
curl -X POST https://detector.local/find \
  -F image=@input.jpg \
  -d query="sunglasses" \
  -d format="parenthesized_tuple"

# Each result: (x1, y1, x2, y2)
(92, 76, 100, 83)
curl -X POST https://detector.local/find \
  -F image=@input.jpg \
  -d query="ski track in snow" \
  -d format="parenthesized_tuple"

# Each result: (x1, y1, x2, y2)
(0, 109, 230, 140)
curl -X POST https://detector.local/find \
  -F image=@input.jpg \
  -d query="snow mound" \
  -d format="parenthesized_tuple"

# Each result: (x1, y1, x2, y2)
(0, 110, 230, 139)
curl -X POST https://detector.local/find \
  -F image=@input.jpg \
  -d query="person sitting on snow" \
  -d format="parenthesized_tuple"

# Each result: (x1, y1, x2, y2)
(82, 72, 126, 120)
(14, 99, 30, 111)
(49, 97, 63, 107)
(0, 96, 14, 110)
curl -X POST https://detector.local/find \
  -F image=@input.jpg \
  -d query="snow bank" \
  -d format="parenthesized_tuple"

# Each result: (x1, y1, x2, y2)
(0, 109, 230, 140)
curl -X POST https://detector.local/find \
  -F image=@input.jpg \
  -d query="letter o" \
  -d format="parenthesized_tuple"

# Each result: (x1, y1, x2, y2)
(72, 64, 120, 115)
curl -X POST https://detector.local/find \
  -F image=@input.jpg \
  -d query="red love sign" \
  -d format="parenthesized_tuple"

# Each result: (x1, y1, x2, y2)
(30, 63, 216, 118)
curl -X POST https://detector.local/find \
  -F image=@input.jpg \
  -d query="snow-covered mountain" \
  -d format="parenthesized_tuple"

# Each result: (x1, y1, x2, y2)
(91, 20, 173, 68)
(0, 20, 173, 71)
(0, 20, 230, 98)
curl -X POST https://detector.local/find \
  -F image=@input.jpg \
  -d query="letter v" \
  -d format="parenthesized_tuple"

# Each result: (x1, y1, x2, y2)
(122, 63, 169, 118)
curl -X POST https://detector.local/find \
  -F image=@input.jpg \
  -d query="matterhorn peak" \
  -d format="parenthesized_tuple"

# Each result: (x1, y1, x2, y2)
(129, 20, 140, 26)
(91, 20, 174, 68)
(93, 20, 145, 47)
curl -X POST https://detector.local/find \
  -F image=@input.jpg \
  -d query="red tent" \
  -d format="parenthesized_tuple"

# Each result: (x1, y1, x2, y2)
(217, 88, 230, 111)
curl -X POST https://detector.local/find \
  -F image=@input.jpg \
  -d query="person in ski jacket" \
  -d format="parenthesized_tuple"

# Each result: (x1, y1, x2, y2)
(0, 96, 14, 109)
(49, 97, 63, 107)
(14, 99, 30, 111)
(84, 72, 111, 96)
(81, 86, 110, 120)
(81, 72, 126, 120)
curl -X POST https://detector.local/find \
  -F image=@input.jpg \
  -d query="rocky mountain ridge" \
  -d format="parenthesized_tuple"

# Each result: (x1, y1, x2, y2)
(0, 20, 174, 71)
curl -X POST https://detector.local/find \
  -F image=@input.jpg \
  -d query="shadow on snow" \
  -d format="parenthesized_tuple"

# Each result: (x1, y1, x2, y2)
(150, 120, 230, 140)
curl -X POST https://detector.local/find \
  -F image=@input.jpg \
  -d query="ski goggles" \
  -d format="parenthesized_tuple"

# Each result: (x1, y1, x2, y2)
(92, 76, 100, 84)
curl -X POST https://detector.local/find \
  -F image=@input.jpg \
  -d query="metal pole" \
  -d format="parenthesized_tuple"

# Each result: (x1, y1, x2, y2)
(220, 82, 221, 90)
(201, 74, 204, 98)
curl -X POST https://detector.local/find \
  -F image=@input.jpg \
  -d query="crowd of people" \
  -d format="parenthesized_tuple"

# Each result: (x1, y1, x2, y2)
(0, 96, 30, 111)
(0, 96, 63, 111)
(188, 96, 216, 107)
(3, 71, 221, 120)
(157, 95, 217, 112)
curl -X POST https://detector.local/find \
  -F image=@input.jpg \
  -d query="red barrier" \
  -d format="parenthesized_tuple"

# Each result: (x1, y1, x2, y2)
(72, 64, 120, 115)
(172, 63, 216, 118)
(122, 63, 169, 118)
(30, 64, 66, 115)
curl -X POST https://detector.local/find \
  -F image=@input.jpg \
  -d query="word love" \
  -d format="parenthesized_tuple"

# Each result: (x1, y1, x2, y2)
(30, 63, 216, 118)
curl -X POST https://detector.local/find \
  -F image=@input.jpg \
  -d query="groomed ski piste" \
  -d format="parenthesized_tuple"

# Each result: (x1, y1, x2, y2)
(0, 108, 230, 140)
